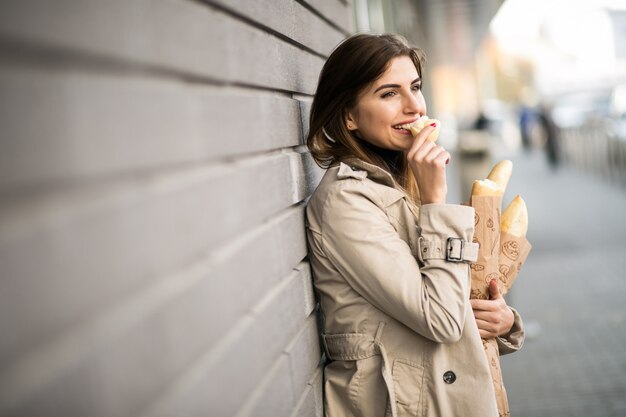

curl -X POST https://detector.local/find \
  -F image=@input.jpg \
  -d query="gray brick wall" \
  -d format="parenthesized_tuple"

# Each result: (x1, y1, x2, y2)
(0, 1, 354, 416)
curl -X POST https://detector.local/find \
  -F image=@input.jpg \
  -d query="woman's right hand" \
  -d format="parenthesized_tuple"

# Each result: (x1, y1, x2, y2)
(405, 123, 449, 204)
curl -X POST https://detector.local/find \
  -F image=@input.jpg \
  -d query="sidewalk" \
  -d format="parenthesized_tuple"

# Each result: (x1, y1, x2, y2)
(486, 149, 626, 417)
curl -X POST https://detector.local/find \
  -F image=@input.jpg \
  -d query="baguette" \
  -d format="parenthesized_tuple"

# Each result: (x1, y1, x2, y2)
(501, 195, 528, 237)
(487, 160, 513, 191)
(471, 178, 503, 196)
(399, 115, 440, 142)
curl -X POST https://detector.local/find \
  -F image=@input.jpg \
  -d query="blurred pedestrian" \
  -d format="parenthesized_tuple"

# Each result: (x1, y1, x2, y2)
(305, 33, 524, 417)
(537, 102, 560, 168)
(519, 105, 534, 151)
(473, 111, 490, 131)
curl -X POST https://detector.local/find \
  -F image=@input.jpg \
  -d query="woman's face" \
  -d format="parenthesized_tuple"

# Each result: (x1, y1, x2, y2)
(346, 56, 427, 151)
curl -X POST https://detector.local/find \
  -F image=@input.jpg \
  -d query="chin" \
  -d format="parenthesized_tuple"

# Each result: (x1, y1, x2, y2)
(393, 141, 411, 151)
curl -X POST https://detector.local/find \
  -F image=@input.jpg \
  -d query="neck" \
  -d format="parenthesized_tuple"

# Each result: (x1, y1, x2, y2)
(362, 141, 403, 178)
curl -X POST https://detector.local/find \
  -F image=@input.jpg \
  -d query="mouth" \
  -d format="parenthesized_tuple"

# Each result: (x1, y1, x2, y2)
(393, 119, 417, 131)
(393, 123, 413, 132)
(393, 115, 429, 133)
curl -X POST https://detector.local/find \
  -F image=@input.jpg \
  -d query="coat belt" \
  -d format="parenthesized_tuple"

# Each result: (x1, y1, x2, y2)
(322, 322, 398, 417)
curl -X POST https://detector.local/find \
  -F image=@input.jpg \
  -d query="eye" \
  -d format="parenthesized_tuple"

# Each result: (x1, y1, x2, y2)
(381, 91, 396, 98)
(411, 83, 422, 92)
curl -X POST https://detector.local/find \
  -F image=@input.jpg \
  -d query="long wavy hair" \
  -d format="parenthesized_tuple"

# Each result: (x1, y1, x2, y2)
(307, 33, 425, 203)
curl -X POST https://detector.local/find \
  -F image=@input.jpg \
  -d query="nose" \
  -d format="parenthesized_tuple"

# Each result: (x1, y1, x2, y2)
(403, 91, 425, 115)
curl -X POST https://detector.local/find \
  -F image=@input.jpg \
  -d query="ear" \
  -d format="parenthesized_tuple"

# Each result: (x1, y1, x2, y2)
(345, 111, 359, 131)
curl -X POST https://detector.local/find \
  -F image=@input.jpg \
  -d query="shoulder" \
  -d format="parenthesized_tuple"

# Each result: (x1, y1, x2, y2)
(309, 162, 399, 209)
(307, 164, 374, 226)
(307, 162, 407, 228)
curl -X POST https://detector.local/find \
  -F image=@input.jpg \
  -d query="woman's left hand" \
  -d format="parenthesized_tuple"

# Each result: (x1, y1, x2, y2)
(471, 279, 515, 339)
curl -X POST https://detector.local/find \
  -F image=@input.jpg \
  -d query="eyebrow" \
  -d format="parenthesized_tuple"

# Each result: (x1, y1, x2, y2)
(373, 77, 421, 93)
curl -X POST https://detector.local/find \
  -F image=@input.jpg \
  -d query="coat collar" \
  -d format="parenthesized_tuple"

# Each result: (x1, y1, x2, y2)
(336, 158, 421, 217)
(338, 157, 398, 188)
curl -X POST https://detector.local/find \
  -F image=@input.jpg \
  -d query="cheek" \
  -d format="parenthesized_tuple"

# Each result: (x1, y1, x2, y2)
(354, 100, 396, 131)
(357, 108, 381, 129)
(366, 115, 389, 133)
(365, 105, 393, 124)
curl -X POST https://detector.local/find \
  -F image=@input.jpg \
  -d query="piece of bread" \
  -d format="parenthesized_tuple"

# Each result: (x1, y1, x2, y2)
(487, 160, 513, 191)
(403, 115, 440, 142)
(501, 195, 528, 237)
(471, 178, 503, 196)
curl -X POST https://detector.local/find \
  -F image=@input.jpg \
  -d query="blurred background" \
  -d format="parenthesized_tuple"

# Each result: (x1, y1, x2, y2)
(1, 1, 625, 416)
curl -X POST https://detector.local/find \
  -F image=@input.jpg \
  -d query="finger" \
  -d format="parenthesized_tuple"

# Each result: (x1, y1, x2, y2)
(423, 145, 446, 164)
(474, 312, 491, 327)
(428, 148, 450, 167)
(475, 318, 498, 333)
(406, 128, 430, 157)
(476, 311, 505, 328)
(472, 310, 496, 322)
(409, 137, 436, 162)
(470, 299, 496, 312)
(489, 279, 503, 300)
(407, 125, 437, 157)
(478, 329, 497, 339)
(474, 314, 504, 332)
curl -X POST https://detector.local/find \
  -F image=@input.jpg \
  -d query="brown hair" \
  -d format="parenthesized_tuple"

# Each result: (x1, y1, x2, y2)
(307, 33, 425, 202)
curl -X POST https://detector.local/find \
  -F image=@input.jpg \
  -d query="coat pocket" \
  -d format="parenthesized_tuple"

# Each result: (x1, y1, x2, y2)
(391, 359, 424, 417)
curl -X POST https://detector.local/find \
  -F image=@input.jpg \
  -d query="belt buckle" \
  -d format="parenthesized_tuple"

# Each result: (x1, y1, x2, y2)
(446, 237, 464, 263)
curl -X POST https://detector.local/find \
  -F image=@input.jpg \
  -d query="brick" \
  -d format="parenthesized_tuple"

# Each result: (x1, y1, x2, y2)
(291, 387, 317, 417)
(302, 151, 326, 197)
(234, 355, 294, 417)
(296, 99, 327, 192)
(0, 153, 303, 364)
(137, 267, 310, 417)
(0, 254, 311, 416)
(294, 263, 316, 318)
(207, 208, 307, 347)
(206, 0, 345, 56)
(311, 367, 324, 417)
(284, 314, 321, 405)
(298, 98, 312, 142)
(301, 0, 355, 32)
(0, 0, 324, 93)
(0, 66, 303, 191)
(290, 382, 316, 417)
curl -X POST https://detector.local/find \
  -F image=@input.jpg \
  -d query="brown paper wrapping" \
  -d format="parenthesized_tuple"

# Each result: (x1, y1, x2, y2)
(469, 195, 532, 417)
(483, 338, 508, 417)
(469, 195, 503, 300)
(498, 233, 532, 296)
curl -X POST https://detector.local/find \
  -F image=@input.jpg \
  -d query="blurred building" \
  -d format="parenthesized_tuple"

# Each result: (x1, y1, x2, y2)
(489, 0, 626, 101)
(486, 0, 626, 183)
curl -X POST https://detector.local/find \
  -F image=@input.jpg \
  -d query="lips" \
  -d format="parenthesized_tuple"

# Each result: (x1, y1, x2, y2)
(393, 125, 412, 132)
(392, 119, 419, 130)
(393, 115, 441, 142)
(392, 121, 418, 134)
(394, 115, 430, 131)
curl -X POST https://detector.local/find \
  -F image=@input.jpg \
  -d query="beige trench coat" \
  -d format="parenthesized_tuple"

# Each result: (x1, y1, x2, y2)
(305, 158, 524, 417)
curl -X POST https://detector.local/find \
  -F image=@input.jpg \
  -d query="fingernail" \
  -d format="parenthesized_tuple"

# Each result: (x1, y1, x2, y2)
(430, 123, 437, 127)
(445, 158, 450, 165)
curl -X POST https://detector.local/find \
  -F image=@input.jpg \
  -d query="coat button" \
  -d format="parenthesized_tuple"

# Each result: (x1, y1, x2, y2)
(443, 370, 456, 384)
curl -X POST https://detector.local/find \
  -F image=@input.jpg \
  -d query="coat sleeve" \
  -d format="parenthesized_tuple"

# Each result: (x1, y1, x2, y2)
(497, 307, 525, 354)
(320, 180, 475, 344)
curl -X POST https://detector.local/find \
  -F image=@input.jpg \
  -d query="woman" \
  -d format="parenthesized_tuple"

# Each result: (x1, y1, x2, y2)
(305, 33, 524, 417)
